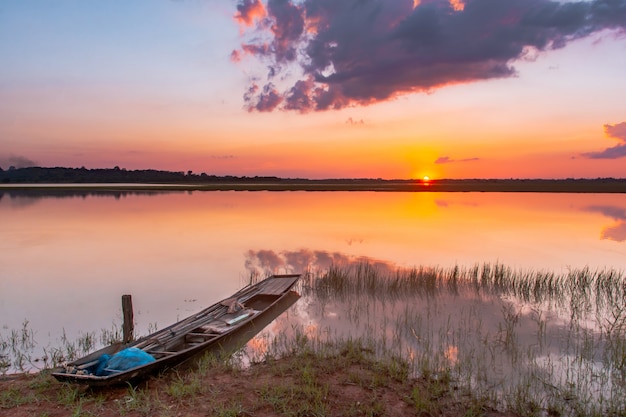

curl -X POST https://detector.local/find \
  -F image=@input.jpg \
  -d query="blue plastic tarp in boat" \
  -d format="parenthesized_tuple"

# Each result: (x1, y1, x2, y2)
(95, 347, 155, 376)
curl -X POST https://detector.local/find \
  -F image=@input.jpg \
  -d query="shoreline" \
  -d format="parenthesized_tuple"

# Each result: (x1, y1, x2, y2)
(1, 178, 626, 193)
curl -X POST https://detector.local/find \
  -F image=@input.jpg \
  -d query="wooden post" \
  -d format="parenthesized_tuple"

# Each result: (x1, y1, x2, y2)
(122, 294, 134, 344)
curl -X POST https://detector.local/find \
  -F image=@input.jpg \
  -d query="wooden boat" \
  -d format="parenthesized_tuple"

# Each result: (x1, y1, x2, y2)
(51, 274, 301, 387)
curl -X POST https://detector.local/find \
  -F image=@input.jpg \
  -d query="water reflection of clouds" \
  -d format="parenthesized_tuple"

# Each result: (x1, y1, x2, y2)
(434, 199, 479, 208)
(601, 223, 626, 242)
(345, 238, 364, 246)
(585, 205, 626, 242)
(245, 249, 398, 276)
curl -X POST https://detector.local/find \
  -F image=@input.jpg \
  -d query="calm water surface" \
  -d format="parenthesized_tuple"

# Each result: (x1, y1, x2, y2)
(1, 190, 625, 362)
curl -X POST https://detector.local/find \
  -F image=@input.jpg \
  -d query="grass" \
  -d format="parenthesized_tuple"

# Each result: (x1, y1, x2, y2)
(0, 322, 123, 375)
(1, 263, 625, 416)
(0, 338, 477, 416)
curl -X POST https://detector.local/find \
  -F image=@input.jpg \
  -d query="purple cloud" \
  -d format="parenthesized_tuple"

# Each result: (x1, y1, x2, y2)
(255, 83, 283, 112)
(234, 0, 626, 112)
(583, 122, 626, 159)
(435, 156, 480, 164)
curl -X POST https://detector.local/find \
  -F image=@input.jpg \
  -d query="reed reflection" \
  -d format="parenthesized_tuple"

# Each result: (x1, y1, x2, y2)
(0, 189, 178, 202)
(244, 254, 626, 415)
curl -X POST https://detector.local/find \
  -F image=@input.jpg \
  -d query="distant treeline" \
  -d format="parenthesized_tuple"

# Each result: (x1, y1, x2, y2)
(0, 166, 293, 184)
(1, 166, 625, 193)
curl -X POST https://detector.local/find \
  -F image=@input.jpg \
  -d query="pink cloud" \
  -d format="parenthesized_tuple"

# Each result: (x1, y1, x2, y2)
(234, 0, 267, 27)
(435, 156, 480, 164)
(583, 121, 626, 159)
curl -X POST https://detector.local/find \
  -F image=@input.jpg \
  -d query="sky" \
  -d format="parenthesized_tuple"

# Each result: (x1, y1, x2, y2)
(0, 0, 625, 179)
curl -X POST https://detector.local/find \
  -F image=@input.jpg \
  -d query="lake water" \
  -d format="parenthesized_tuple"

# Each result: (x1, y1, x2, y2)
(1, 189, 626, 412)
(1, 189, 625, 340)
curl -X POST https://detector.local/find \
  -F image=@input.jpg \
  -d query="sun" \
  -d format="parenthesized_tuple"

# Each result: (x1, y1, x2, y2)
(411, 170, 435, 183)
(419, 175, 432, 186)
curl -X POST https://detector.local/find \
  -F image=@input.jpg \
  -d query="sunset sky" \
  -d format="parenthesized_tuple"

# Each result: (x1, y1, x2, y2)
(1, 0, 625, 179)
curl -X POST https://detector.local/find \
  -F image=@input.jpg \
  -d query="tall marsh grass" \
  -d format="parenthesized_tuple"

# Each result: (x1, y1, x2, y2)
(291, 263, 626, 416)
(306, 262, 625, 313)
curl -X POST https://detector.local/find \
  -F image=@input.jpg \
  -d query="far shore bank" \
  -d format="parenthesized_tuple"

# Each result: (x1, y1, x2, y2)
(1, 178, 626, 193)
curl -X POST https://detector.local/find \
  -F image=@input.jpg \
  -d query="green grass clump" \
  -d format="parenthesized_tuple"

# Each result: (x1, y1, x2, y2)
(0, 385, 35, 408)
(165, 371, 204, 402)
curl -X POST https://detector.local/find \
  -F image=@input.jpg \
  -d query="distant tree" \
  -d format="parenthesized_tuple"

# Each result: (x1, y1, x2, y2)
(187, 170, 193, 176)
(8, 166, 16, 171)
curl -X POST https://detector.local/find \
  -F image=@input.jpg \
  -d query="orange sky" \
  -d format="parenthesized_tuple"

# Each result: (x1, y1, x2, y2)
(1, 1, 625, 179)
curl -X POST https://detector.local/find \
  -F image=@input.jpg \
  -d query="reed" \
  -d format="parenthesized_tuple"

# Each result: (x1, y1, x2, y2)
(0, 322, 123, 375)
(304, 263, 625, 310)
(296, 262, 626, 416)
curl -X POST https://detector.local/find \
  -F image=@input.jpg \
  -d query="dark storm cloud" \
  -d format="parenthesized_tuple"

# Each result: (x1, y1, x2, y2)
(582, 122, 626, 159)
(435, 156, 480, 164)
(234, 0, 626, 112)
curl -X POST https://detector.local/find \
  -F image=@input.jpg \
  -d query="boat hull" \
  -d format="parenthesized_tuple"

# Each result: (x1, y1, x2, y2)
(51, 275, 300, 387)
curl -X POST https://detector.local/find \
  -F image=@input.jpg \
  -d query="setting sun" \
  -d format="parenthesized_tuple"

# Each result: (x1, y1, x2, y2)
(423, 176, 430, 182)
